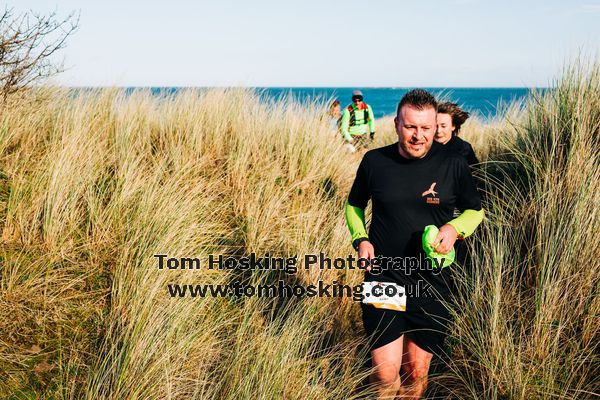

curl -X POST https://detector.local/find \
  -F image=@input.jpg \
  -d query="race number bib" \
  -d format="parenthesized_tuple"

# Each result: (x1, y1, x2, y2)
(362, 281, 406, 312)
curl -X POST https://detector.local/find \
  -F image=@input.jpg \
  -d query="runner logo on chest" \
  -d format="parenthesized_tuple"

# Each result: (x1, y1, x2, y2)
(421, 182, 440, 204)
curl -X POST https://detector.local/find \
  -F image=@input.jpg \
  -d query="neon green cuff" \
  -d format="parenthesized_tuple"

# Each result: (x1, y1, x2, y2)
(447, 209, 484, 239)
(344, 200, 368, 243)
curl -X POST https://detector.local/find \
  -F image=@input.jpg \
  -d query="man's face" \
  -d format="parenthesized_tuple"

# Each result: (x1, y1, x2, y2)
(352, 97, 363, 107)
(435, 113, 454, 144)
(394, 105, 437, 159)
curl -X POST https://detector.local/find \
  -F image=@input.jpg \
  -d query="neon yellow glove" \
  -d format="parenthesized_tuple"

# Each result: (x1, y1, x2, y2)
(422, 225, 455, 269)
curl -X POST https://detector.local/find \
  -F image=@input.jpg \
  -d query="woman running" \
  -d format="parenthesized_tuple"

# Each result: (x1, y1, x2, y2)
(435, 102, 479, 166)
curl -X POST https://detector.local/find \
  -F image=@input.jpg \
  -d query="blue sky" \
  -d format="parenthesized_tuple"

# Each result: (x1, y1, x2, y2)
(6, 0, 600, 87)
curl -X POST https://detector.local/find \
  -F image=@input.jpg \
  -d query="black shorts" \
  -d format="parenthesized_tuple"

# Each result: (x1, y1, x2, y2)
(360, 300, 452, 355)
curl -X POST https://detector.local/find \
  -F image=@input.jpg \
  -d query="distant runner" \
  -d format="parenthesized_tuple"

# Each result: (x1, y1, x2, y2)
(345, 89, 484, 399)
(327, 99, 342, 133)
(339, 90, 376, 152)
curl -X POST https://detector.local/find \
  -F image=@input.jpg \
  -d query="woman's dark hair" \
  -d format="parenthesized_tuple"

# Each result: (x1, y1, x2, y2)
(437, 102, 470, 135)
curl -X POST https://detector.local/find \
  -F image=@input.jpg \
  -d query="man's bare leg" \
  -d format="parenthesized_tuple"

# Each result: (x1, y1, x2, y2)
(370, 335, 404, 399)
(399, 335, 433, 399)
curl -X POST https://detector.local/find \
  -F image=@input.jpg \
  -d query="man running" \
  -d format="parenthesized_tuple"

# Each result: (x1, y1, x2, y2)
(345, 89, 484, 399)
(340, 90, 376, 152)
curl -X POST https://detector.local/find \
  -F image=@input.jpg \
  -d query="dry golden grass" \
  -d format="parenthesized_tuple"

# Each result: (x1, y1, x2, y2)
(0, 88, 371, 399)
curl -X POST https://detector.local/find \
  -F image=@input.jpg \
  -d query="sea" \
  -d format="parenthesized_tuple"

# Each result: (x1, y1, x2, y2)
(140, 87, 539, 120)
(256, 87, 536, 119)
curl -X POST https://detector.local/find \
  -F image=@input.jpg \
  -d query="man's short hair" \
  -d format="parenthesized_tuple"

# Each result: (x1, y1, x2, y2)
(396, 89, 438, 116)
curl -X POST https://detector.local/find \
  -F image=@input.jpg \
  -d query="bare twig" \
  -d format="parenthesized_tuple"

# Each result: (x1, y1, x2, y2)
(0, 7, 79, 100)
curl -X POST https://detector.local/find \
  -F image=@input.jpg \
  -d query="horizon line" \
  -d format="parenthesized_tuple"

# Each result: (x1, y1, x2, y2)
(61, 85, 551, 89)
